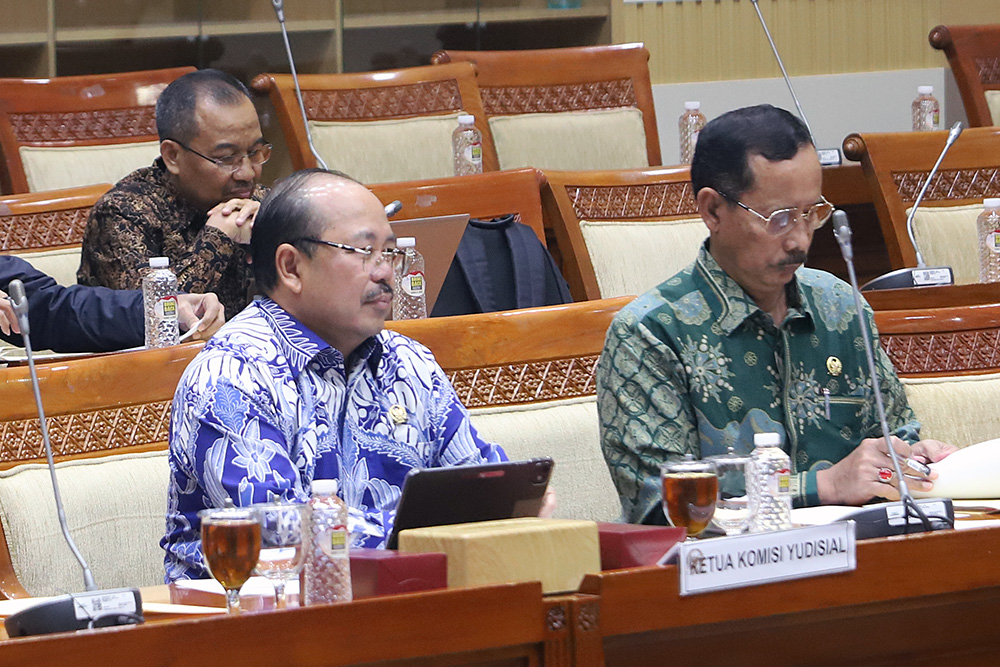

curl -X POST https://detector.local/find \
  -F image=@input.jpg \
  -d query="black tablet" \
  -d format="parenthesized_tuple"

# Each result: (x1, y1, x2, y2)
(386, 458, 554, 549)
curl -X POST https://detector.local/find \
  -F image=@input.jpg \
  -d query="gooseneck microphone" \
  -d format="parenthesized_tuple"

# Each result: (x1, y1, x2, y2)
(4, 280, 143, 637)
(831, 212, 953, 538)
(271, 0, 329, 170)
(860, 122, 962, 291)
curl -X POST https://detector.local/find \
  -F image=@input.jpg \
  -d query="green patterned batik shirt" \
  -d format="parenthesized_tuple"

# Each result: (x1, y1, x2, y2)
(597, 244, 919, 523)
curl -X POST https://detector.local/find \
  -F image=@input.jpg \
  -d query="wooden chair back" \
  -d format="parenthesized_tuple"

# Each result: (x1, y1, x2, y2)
(368, 167, 547, 245)
(929, 24, 1000, 127)
(843, 127, 1000, 271)
(0, 67, 194, 194)
(251, 63, 498, 182)
(432, 43, 660, 168)
(0, 344, 201, 598)
(542, 166, 700, 301)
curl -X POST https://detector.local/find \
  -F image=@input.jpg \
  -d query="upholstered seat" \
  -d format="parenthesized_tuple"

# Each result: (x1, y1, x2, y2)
(432, 44, 659, 172)
(0, 67, 193, 194)
(251, 64, 497, 184)
(929, 25, 1000, 127)
(542, 166, 703, 301)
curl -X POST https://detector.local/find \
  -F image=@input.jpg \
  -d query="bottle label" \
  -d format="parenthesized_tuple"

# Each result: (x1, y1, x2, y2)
(319, 526, 348, 559)
(156, 295, 178, 320)
(464, 142, 482, 165)
(989, 231, 1000, 253)
(402, 271, 425, 297)
(770, 468, 791, 496)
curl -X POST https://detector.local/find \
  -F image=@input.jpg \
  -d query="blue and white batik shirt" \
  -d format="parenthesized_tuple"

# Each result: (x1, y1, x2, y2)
(161, 297, 505, 582)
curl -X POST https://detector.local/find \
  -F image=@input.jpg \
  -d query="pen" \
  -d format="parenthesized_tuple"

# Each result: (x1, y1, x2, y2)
(905, 458, 932, 476)
(178, 316, 206, 343)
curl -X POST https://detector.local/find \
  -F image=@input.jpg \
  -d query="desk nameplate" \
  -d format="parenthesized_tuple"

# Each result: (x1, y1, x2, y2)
(663, 522, 857, 595)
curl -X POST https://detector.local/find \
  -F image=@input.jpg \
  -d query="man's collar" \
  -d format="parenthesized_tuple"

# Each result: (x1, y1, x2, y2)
(695, 242, 809, 335)
(256, 298, 383, 378)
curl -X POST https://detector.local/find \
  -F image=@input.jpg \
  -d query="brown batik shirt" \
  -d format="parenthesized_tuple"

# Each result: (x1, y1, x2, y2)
(77, 158, 267, 319)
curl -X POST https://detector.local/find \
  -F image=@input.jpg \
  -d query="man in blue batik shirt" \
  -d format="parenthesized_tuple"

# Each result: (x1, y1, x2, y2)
(161, 169, 507, 582)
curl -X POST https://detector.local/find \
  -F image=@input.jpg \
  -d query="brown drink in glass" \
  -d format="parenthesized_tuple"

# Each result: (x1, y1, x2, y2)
(199, 507, 262, 614)
(661, 460, 719, 539)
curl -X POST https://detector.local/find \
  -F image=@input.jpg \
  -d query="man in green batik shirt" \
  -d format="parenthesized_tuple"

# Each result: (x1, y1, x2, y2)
(598, 105, 956, 524)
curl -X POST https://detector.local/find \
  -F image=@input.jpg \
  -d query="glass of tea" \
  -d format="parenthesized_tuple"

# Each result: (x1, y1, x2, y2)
(253, 502, 307, 609)
(199, 506, 262, 615)
(661, 459, 719, 540)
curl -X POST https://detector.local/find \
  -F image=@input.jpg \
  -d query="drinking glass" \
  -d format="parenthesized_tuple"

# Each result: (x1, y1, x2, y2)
(199, 506, 261, 615)
(709, 447, 758, 536)
(253, 502, 307, 609)
(661, 459, 719, 540)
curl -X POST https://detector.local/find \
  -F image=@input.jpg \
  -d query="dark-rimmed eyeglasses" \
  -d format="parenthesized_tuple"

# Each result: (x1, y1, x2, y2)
(718, 191, 834, 236)
(298, 238, 406, 271)
(168, 139, 272, 173)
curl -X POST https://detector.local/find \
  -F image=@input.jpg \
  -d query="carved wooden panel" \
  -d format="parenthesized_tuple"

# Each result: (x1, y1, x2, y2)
(10, 108, 156, 143)
(0, 208, 90, 251)
(449, 355, 598, 408)
(567, 183, 697, 221)
(303, 81, 463, 121)
(891, 168, 1000, 203)
(480, 79, 636, 115)
(880, 330, 1000, 375)
(977, 57, 1000, 85)
(0, 401, 171, 464)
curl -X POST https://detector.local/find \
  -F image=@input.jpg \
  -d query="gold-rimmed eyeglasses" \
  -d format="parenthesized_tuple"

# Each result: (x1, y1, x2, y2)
(298, 238, 406, 271)
(168, 138, 272, 173)
(718, 191, 834, 236)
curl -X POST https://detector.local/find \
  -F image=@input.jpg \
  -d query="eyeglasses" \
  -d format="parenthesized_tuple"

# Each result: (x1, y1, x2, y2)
(168, 139, 272, 173)
(718, 191, 834, 236)
(298, 238, 406, 271)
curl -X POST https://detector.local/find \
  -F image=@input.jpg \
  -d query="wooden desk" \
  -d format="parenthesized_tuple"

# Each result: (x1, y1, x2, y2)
(864, 282, 1000, 311)
(0, 581, 570, 667)
(574, 525, 1000, 665)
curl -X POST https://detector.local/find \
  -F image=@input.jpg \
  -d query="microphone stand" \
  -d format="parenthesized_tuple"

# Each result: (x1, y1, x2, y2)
(271, 0, 329, 170)
(832, 212, 952, 536)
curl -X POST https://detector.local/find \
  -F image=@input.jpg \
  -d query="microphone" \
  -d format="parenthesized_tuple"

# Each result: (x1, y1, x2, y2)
(860, 121, 962, 291)
(748, 0, 840, 166)
(271, 0, 329, 170)
(830, 211, 953, 539)
(3, 280, 142, 637)
(384, 200, 403, 218)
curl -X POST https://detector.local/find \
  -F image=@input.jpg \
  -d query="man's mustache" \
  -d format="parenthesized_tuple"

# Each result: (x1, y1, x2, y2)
(363, 282, 393, 302)
(778, 251, 808, 267)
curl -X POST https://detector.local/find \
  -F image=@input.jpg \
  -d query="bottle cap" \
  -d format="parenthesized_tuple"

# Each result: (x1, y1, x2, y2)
(985, 198, 1000, 209)
(396, 236, 416, 248)
(754, 432, 782, 448)
(150, 257, 169, 269)
(684, 101, 701, 111)
(311, 479, 339, 496)
(917, 85, 933, 95)
(458, 113, 475, 125)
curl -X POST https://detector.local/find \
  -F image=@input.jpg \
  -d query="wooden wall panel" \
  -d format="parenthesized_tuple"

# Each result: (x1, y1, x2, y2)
(612, 0, 1000, 84)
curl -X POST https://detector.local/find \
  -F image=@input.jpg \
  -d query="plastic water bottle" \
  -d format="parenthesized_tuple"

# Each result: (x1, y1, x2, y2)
(678, 101, 707, 164)
(978, 198, 1000, 283)
(749, 432, 792, 532)
(452, 113, 483, 176)
(301, 479, 352, 606)
(912, 86, 940, 132)
(142, 257, 178, 348)
(392, 237, 427, 320)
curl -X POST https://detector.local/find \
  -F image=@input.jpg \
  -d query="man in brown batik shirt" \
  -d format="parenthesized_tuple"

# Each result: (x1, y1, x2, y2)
(78, 69, 271, 318)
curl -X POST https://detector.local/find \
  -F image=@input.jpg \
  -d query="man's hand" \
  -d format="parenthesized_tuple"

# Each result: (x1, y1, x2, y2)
(538, 486, 557, 519)
(205, 198, 260, 244)
(816, 435, 957, 505)
(0, 289, 19, 336)
(177, 292, 225, 341)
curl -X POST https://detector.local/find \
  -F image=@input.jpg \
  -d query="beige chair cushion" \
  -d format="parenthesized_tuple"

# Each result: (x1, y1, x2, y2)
(0, 450, 168, 596)
(469, 396, 621, 523)
(902, 373, 1000, 448)
(309, 113, 460, 184)
(19, 141, 159, 193)
(986, 90, 1000, 126)
(10, 247, 82, 286)
(489, 108, 649, 171)
(908, 203, 980, 284)
(579, 218, 707, 298)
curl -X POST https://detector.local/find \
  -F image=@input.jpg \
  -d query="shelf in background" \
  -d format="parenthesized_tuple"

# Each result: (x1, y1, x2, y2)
(345, 7, 607, 29)
(55, 20, 339, 43)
